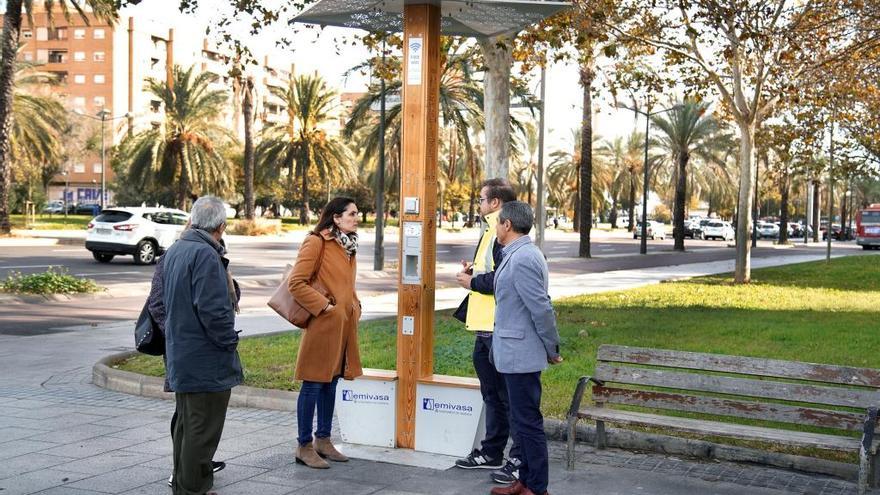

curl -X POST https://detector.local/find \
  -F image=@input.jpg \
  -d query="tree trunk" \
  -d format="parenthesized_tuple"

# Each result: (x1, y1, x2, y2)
(300, 149, 310, 225)
(578, 65, 594, 258)
(673, 150, 689, 251)
(628, 170, 636, 232)
(0, 0, 23, 235)
(467, 150, 476, 227)
(177, 150, 190, 210)
(734, 120, 755, 283)
(242, 77, 255, 220)
(573, 165, 580, 232)
(779, 169, 790, 244)
(812, 179, 820, 242)
(610, 196, 618, 228)
(478, 36, 512, 180)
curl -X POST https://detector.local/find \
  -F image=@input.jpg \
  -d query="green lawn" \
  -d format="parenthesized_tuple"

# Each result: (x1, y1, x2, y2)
(118, 255, 880, 422)
(10, 214, 91, 230)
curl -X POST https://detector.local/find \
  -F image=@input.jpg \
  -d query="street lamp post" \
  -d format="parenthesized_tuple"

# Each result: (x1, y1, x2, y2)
(621, 101, 679, 255)
(73, 107, 131, 209)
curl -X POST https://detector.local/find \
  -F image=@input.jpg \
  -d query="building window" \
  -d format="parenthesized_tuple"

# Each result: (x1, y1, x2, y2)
(93, 74, 105, 84)
(93, 163, 103, 173)
(74, 29, 85, 40)
(22, 30, 32, 39)
(93, 28, 105, 40)
(36, 50, 48, 63)
(73, 163, 85, 173)
(73, 97, 86, 108)
(93, 51, 105, 62)
(93, 96, 105, 107)
(54, 28, 67, 40)
(74, 74, 86, 84)
(22, 52, 33, 62)
(48, 50, 67, 63)
(36, 27, 48, 41)
(73, 51, 86, 62)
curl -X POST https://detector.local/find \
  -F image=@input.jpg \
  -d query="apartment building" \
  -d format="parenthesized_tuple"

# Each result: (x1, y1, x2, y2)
(16, 8, 297, 207)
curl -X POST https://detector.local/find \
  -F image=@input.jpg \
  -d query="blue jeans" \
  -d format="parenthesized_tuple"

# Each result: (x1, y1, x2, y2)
(297, 378, 339, 446)
(504, 371, 548, 494)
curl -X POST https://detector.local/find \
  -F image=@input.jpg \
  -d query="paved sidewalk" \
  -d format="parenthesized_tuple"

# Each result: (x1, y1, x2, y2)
(1, 251, 875, 494)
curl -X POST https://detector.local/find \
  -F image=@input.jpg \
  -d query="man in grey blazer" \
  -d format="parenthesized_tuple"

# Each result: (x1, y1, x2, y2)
(490, 201, 562, 495)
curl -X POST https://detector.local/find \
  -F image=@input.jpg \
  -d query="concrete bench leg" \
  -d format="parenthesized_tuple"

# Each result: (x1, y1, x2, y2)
(859, 446, 869, 495)
(566, 416, 578, 470)
(595, 420, 606, 450)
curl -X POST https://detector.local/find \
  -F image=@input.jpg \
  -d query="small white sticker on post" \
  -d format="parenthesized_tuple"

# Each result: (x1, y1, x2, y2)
(402, 316, 415, 335)
(407, 37, 423, 85)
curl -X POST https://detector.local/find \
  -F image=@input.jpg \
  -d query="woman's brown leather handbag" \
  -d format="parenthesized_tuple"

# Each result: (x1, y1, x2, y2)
(268, 234, 328, 328)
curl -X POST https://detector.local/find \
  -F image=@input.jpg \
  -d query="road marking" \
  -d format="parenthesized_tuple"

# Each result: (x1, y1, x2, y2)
(0, 264, 54, 269)
(437, 250, 450, 253)
(74, 271, 143, 277)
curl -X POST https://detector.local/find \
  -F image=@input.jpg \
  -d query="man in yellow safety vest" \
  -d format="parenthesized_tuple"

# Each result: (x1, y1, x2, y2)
(452, 178, 521, 485)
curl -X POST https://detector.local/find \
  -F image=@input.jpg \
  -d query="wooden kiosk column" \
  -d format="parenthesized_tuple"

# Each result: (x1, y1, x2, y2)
(396, 4, 441, 449)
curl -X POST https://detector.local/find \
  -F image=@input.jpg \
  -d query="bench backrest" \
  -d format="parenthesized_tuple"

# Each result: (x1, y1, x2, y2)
(593, 345, 880, 433)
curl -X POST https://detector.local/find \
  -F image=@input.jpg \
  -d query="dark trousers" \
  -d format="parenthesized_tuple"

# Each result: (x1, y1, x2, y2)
(172, 390, 231, 495)
(504, 371, 548, 494)
(297, 377, 339, 446)
(474, 336, 520, 460)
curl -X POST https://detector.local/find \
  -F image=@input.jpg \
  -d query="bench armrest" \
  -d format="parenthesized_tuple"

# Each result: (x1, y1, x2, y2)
(567, 375, 604, 419)
(861, 407, 879, 453)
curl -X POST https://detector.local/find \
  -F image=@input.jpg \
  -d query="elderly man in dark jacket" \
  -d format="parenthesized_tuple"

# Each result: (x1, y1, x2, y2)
(162, 196, 242, 495)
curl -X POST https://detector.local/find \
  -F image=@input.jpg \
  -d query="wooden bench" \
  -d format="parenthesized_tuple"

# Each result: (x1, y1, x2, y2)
(565, 345, 880, 494)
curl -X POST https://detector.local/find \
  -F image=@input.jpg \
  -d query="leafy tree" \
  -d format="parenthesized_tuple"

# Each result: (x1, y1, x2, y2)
(119, 65, 236, 209)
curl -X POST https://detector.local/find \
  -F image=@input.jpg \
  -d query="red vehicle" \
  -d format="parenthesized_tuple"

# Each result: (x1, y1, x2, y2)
(856, 204, 880, 250)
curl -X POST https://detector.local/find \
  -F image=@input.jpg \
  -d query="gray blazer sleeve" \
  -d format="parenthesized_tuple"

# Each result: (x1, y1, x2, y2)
(191, 248, 238, 351)
(512, 255, 560, 360)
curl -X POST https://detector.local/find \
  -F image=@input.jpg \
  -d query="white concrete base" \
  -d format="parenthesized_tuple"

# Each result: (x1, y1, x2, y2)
(340, 442, 460, 470)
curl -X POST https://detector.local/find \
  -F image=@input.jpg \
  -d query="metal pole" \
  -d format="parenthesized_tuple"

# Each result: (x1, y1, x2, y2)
(804, 181, 810, 244)
(64, 170, 69, 219)
(374, 38, 386, 271)
(640, 110, 650, 255)
(100, 112, 106, 209)
(827, 120, 834, 261)
(752, 155, 759, 247)
(535, 65, 547, 253)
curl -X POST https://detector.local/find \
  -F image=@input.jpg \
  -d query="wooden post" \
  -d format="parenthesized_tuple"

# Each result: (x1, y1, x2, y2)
(396, 3, 440, 449)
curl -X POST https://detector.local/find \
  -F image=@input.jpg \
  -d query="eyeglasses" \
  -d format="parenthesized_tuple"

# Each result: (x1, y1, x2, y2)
(478, 197, 489, 204)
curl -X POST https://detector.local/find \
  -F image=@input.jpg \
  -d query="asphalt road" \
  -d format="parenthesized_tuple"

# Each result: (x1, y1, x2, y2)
(0, 232, 862, 335)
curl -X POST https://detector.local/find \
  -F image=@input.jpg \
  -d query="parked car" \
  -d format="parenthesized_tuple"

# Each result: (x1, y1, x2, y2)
(756, 221, 779, 239)
(85, 207, 189, 265)
(703, 220, 735, 241)
(72, 203, 102, 216)
(683, 220, 704, 239)
(42, 200, 65, 214)
(633, 221, 667, 240)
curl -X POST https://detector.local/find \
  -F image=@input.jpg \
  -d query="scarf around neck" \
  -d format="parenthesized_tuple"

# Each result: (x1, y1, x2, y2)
(332, 227, 358, 258)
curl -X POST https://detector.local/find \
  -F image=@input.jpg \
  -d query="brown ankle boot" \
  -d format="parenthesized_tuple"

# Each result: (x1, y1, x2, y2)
(314, 437, 349, 462)
(295, 442, 329, 469)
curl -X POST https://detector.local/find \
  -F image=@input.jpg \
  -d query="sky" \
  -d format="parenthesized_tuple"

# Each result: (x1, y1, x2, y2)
(120, 1, 641, 159)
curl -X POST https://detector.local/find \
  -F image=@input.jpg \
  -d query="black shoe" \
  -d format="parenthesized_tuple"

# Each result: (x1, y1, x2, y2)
(168, 461, 226, 486)
(491, 458, 521, 484)
(454, 449, 502, 469)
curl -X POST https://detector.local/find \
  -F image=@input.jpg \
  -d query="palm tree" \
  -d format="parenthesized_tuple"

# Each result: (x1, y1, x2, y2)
(652, 99, 721, 250)
(0, 0, 117, 233)
(9, 60, 66, 170)
(120, 65, 235, 209)
(257, 73, 352, 224)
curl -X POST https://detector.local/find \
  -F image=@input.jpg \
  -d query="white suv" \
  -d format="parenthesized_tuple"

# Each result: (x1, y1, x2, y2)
(85, 207, 189, 264)
(703, 220, 735, 241)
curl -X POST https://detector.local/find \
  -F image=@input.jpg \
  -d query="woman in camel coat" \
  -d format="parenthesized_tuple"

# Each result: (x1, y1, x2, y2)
(288, 197, 363, 469)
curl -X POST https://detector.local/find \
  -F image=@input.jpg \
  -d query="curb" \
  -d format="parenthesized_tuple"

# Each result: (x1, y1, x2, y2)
(0, 289, 109, 304)
(94, 350, 299, 411)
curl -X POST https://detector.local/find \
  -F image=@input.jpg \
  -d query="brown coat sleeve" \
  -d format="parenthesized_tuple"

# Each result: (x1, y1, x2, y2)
(288, 234, 330, 316)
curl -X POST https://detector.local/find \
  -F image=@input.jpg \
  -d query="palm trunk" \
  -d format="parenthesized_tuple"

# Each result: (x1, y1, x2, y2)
(734, 120, 756, 283)
(779, 168, 790, 244)
(0, 0, 23, 234)
(467, 150, 476, 227)
(242, 77, 255, 220)
(610, 196, 618, 228)
(673, 150, 689, 251)
(300, 149, 311, 225)
(578, 64, 594, 258)
(177, 149, 190, 210)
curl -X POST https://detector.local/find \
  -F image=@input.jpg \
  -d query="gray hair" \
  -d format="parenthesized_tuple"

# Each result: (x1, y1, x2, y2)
(499, 201, 534, 235)
(190, 196, 227, 232)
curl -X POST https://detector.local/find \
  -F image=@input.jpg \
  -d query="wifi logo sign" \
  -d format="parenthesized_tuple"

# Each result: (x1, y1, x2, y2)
(409, 41, 422, 52)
